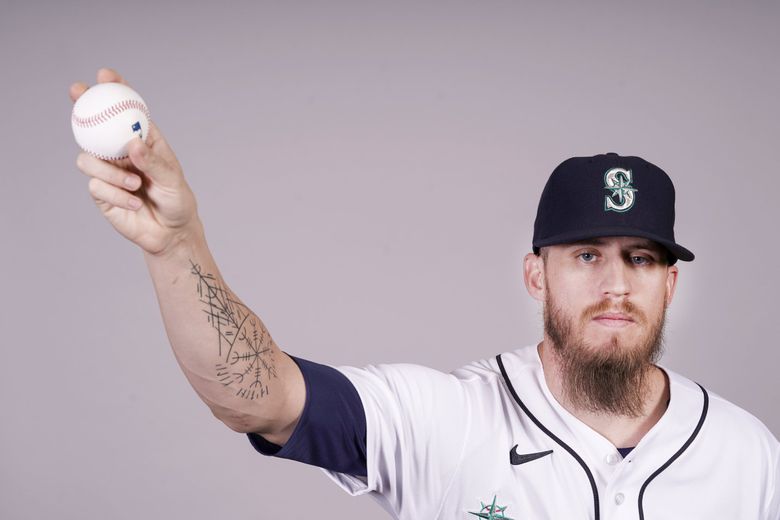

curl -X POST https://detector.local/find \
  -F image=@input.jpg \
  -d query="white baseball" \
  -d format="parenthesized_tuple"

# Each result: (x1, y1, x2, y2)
(71, 82, 151, 160)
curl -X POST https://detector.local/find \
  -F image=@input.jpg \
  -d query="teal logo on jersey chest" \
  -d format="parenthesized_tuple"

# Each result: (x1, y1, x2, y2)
(468, 495, 514, 519)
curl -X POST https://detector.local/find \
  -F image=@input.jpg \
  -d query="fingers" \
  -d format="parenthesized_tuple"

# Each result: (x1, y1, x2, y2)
(144, 120, 164, 144)
(96, 67, 128, 85)
(77, 152, 144, 193)
(126, 135, 179, 185)
(69, 82, 88, 103)
(69, 67, 128, 103)
(88, 177, 143, 211)
(72, 68, 182, 191)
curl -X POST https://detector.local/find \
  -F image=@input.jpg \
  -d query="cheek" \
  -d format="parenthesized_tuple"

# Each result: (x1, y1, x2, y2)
(648, 278, 671, 308)
(547, 280, 592, 324)
(635, 289, 669, 325)
(545, 266, 591, 298)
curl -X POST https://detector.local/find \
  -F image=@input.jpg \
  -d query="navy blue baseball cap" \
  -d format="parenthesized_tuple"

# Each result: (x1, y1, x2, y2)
(532, 153, 694, 265)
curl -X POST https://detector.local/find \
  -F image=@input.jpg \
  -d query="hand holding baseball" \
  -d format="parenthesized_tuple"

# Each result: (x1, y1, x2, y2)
(71, 68, 201, 257)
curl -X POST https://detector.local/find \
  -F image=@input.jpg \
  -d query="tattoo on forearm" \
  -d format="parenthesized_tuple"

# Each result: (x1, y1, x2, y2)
(190, 260, 277, 400)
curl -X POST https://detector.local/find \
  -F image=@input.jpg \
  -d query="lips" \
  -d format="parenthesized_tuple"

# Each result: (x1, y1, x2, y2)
(594, 312, 634, 321)
(592, 312, 635, 328)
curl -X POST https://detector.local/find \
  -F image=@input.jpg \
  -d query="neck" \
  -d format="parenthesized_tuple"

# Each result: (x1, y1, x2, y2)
(537, 340, 670, 449)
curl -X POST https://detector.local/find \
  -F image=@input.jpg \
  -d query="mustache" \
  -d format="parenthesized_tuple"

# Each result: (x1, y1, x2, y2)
(583, 299, 644, 323)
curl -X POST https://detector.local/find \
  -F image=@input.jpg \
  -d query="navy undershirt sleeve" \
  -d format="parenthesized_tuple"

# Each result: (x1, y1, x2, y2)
(246, 355, 368, 477)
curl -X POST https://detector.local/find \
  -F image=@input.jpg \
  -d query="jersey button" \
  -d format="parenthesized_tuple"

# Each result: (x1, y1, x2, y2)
(605, 453, 619, 465)
(614, 493, 625, 505)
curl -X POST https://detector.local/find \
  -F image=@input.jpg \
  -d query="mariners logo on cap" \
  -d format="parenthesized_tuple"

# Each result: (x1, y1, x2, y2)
(604, 167, 638, 213)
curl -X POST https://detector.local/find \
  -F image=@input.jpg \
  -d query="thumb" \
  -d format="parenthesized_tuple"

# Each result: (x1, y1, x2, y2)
(126, 135, 179, 185)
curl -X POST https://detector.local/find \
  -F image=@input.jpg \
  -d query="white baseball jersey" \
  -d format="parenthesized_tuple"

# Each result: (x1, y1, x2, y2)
(323, 344, 780, 519)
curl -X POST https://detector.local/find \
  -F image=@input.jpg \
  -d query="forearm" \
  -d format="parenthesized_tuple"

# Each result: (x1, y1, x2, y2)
(143, 219, 304, 436)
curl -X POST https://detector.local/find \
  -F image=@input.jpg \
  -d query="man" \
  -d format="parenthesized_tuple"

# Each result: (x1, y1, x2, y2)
(72, 69, 779, 519)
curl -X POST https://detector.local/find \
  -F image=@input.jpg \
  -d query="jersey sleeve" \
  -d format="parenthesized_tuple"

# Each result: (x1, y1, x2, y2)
(321, 362, 472, 517)
(767, 442, 780, 519)
(245, 355, 368, 477)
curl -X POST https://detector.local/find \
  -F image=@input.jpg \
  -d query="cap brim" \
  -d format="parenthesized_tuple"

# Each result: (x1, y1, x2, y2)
(533, 227, 695, 264)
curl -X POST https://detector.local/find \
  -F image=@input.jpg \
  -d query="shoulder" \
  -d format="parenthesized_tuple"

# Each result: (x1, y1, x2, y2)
(330, 345, 540, 411)
(337, 361, 464, 394)
(687, 376, 780, 515)
(332, 362, 470, 420)
(665, 366, 779, 454)
(706, 388, 779, 451)
(451, 344, 541, 382)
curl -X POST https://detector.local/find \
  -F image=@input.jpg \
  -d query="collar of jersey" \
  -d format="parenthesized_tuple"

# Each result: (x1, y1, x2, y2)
(499, 345, 708, 482)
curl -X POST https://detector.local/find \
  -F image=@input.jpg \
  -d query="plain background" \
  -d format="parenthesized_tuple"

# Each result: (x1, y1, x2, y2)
(1, 1, 778, 518)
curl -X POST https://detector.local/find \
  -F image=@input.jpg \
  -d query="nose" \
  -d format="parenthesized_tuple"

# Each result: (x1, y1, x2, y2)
(599, 256, 631, 298)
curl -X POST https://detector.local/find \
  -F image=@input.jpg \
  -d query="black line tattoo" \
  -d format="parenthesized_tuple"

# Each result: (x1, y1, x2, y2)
(190, 260, 277, 400)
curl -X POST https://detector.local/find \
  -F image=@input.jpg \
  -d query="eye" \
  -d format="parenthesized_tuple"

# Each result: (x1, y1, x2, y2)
(631, 256, 652, 266)
(578, 252, 598, 263)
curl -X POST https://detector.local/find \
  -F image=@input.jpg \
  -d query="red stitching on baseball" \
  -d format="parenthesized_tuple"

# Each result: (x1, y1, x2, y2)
(72, 99, 150, 128)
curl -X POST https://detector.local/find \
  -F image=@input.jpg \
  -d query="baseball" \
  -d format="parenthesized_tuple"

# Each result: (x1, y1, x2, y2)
(71, 82, 151, 160)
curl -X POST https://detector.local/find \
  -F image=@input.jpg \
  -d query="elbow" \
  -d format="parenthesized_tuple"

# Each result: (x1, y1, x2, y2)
(211, 407, 266, 434)
(223, 420, 258, 435)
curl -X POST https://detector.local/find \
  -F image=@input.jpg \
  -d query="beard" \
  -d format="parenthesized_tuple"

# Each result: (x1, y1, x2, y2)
(543, 290, 667, 417)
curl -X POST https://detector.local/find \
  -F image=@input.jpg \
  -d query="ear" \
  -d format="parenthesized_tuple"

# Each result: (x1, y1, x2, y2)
(664, 264, 679, 307)
(524, 252, 546, 303)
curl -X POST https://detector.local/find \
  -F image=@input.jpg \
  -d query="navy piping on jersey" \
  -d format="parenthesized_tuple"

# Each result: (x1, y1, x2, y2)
(637, 383, 709, 520)
(497, 354, 601, 520)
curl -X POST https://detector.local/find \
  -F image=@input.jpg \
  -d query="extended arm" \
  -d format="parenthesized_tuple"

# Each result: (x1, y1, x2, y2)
(143, 225, 305, 443)
(71, 68, 304, 444)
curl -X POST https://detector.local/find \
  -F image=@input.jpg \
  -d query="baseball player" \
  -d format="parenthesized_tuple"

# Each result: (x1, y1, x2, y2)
(72, 69, 779, 519)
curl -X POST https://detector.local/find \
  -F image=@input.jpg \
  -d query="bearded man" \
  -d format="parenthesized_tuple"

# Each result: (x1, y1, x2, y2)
(72, 69, 778, 520)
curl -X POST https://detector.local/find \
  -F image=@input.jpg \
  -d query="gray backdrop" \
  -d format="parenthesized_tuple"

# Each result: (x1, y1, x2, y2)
(1, 1, 778, 518)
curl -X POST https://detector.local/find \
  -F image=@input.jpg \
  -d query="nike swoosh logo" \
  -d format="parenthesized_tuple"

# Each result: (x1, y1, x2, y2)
(510, 445, 553, 465)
